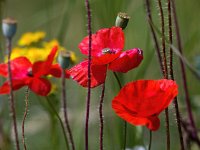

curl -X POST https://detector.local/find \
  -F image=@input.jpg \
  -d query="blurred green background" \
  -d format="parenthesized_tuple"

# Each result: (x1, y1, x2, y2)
(0, 0, 200, 149)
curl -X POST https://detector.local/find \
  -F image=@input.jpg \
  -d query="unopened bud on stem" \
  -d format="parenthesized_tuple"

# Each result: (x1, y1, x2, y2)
(2, 17, 17, 39)
(115, 12, 130, 30)
(58, 50, 71, 69)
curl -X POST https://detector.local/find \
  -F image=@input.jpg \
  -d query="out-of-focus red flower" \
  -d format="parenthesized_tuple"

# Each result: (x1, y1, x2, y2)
(69, 27, 143, 88)
(112, 79, 178, 131)
(0, 46, 69, 96)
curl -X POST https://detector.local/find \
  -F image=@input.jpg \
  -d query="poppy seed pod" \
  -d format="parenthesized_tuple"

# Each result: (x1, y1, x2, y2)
(2, 18, 17, 39)
(58, 50, 71, 69)
(115, 12, 130, 30)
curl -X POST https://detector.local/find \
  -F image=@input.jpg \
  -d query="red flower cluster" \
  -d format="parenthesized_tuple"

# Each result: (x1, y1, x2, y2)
(0, 47, 69, 96)
(112, 79, 178, 131)
(69, 27, 143, 88)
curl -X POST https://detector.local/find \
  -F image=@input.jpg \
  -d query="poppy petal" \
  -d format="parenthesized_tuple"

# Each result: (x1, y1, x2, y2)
(49, 64, 70, 78)
(28, 77, 51, 96)
(0, 79, 28, 94)
(108, 48, 143, 73)
(69, 60, 107, 88)
(91, 52, 121, 65)
(112, 100, 160, 130)
(79, 27, 124, 58)
(0, 57, 32, 79)
(32, 46, 58, 77)
(112, 79, 178, 131)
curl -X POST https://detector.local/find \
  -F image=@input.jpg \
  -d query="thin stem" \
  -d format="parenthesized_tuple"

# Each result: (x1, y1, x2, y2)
(167, 0, 185, 149)
(157, 1, 170, 149)
(85, 0, 92, 149)
(173, 98, 185, 150)
(113, 72, 122, 89)
(22, 88, 29, 150)
(145, 0, 163, 72)
(171, 0, 200, 147)
(6, 38, 20, 150)
(113, 72, 127, 150)
(99, 83, 105, 150)
(61, 68, 75, 150)
(148, 131, 152, 150)
(46, 97, 70, 150)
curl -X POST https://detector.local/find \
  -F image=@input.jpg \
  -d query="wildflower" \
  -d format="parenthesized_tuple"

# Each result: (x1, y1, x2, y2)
(69, 26, 143, 87)
(0, 46, 69, 96)
(112, 79, 178, 131)
(18, 31, 45, 46)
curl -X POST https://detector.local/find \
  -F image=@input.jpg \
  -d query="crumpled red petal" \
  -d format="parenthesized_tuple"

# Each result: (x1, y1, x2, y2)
(108, 48, 143, 73)
(112, 79, 178, 131)
(32, 46, 58, 77)
(49, 64, 70, 78)
(0, 79, 28, 94)
(28, 77, 51, 96)
(112, 100, 160, 130)
(0, 57, 32, 79)
(69, 60, 107, 88)
(79, 27, 124, 59)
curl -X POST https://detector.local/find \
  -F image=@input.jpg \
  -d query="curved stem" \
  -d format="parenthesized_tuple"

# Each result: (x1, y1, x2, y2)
(113, 72, 127, 150)
(145, 0, 163, 72)
(22, 88, 29, 150)
(46, 97, 70, 150)
(148, 131, 152, 150)
(6, 38, 20, 150)
(85, 0, 92, 149)
(99, 83, 105, 150)
(167, 0, 185, 149)
(61, 69, 75, 150)
(171, 0, 197, 134)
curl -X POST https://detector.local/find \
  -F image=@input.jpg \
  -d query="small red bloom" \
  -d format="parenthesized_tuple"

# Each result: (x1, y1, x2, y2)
(112, 79, 178, 131)
(0, 46, 69, 96)
(69, 27, 143, 88)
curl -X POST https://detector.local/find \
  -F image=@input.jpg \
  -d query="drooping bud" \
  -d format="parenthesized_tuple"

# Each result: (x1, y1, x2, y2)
(115, 12, 130, 30)
(2, 17, 17, 39)
(58, 50, 71, 69)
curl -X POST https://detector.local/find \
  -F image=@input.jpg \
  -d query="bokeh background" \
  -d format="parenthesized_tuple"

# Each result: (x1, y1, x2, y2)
(0, 0, 200, 149)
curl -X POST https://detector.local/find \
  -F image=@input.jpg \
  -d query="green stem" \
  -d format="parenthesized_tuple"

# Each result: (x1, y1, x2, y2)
(46, 97, 70, 150)
(148, 131, 152, 150)
(113, 72, 126, 150)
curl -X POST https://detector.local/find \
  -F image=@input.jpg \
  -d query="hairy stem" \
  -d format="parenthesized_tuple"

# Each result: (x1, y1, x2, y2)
(46, 97, 70, 150)
(171, 0, 200, 147)
(145, 0, 163, 72)
(6, 38, 20, 150)
(22, 88, 29, 150)
(113, 72, 127, 150)
(157, 0, 170, 149)
(167, 0, 185, 149)
(99, 83, 105, 150)
(61, 69, 75, 150)
(85, 0, 92, 149)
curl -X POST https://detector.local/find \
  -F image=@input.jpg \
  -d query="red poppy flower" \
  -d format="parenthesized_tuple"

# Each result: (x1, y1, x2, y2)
(0, 46, 69, 96)
(112, 79, 178, 131)
(69, 27, 143, 88)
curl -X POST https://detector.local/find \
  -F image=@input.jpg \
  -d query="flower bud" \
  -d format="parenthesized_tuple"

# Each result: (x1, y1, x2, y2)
(2, 17, 17, 39)
(58, 50, 71, 69)
(115, 12, 130, 30)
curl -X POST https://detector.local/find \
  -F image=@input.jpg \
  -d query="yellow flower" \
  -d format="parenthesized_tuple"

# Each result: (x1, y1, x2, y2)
(18, 31, 46, 46)
(48, 84, 58, 95)
(69, 51, 78, 64)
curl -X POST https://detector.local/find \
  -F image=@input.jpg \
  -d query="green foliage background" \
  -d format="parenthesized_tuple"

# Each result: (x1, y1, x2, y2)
(0, 0, 200, 149)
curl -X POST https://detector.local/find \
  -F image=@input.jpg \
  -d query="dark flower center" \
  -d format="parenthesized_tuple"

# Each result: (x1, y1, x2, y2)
(102, 48, 115, 54)
(27, 68, 33, 77)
